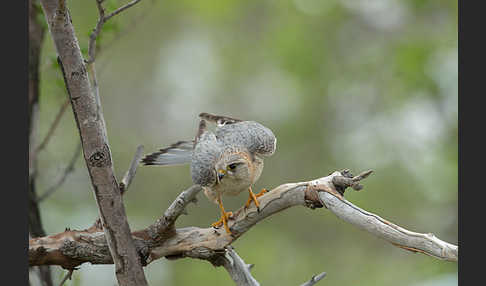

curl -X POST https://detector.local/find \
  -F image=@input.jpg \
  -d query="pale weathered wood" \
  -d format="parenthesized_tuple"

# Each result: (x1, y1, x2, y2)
(29, 170, 458, 272)
(219, 246, 260, 286)
(38, 1, 148, 285)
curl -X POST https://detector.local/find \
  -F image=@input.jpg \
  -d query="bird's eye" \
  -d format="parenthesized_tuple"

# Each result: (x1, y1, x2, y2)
(227, 163, 237, 170)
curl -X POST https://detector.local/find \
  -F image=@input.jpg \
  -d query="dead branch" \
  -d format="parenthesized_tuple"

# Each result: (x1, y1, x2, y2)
(37, 142, 82, 202)
(29, 169, 458, 273)
(104, 0, 143, 22)
(58, 268, 74, 286)
(35, 98, 70, 154)
(39, 0, 148, 285)
(217, 246, 260, 286)
(300, 272, 327, 286)
(87, 0, 144, 64)
(120, 145, 144, 194)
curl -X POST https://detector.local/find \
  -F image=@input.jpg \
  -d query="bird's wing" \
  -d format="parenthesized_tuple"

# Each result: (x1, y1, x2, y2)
(191, 130, 222, 187)
(141, 140, 194, 166)
(216, 121, 277, 158)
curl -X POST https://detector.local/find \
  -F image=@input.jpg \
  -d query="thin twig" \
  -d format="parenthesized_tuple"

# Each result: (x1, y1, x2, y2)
(87, 0, 144, 64)
(300, 272, 327, 286)
(98, 0, 154, 75)
(58, 269, 74, 286)
(120, 145, 144, 194)
(86, 0, 106, 64)
(37, 142, 82, 202)
(104, 0, 143, 22)
(35, 99, 70, 154)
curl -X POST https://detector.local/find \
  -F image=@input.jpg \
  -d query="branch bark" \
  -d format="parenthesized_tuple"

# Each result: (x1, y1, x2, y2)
(38, 1, 148, 285)
(29, 170, 458, 273)
(218, 246, 260, 286)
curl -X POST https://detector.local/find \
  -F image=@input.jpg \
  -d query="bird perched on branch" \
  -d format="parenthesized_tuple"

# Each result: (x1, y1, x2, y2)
(142, 112, 277, 234)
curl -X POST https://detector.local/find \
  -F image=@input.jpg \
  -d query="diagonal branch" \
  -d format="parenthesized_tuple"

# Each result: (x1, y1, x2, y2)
(37, 142, 82, 202)
(120, 145, 144, 194)
(29, 169, 458, 272)
(104, 0, 143, 22)
(300, 272, 327, 286)
(87, 0, 144, 64)
(58, 268, 74, 286)
(35, 98, 71, 154)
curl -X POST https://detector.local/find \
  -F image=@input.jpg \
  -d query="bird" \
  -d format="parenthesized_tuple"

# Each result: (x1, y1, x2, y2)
(141, 112, 277, 234)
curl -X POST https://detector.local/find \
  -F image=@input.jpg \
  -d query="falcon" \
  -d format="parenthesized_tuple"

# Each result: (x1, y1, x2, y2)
(142, 112, 277, 234)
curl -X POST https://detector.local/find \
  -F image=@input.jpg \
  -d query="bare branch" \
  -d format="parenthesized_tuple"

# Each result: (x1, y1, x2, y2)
(219, 246, 260, 286)
(87, 0, 144, 64)
(120, 145, 144, 194)
(97, 1, 154, 75)
(300, 272, 327, 286)
(37, 142, 82, 202)
(86, 0, 106, 64)
(104, 0, 143, 22)
(58, 269, 74, 286)
(318, 190, 458, 261)
(145, 185, 202, 240)
(29, 169, 458, 272)
(35, 99, 70, 154)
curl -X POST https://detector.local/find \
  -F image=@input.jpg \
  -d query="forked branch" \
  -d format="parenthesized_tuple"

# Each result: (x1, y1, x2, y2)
(29, 169, 458, 273)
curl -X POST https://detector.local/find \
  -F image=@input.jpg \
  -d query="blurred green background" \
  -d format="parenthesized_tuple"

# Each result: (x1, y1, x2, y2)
(31, 0, 457, 285)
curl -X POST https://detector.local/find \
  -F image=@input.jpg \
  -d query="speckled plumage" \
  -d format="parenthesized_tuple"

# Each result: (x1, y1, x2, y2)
(142, 113, 277, 205)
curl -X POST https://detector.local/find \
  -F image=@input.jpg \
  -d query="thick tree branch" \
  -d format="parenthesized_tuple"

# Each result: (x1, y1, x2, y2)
(29, 169, 458, 272)
(39, 1, 148, 285)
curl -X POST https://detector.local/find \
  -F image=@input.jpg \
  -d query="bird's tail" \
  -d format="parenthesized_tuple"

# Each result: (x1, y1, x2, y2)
(141, 140, 194, 166)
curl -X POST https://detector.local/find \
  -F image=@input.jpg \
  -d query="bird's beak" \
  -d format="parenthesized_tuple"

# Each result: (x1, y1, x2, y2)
(217, 169, 226, 181)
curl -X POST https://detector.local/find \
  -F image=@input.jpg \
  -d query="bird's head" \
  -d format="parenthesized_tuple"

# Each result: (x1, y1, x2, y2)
(215, 151, 252, 184)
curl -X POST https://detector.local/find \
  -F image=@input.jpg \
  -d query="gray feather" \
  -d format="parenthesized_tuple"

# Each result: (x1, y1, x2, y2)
(142, 140, 194, 166)
(215, 121, 276, 157)
(190, 132, 222, 186)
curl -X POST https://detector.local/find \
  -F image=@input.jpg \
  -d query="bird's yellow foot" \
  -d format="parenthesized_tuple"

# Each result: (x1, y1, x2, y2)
(211, 211, 233, 234)
(244, 188, 268, 210)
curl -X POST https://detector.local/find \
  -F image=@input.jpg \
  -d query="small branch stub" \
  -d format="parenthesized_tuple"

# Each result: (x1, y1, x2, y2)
(300, 272, 327, 286)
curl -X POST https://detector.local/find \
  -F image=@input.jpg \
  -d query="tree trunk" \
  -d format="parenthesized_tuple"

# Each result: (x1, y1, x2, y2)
(38, 1, 148, 285)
